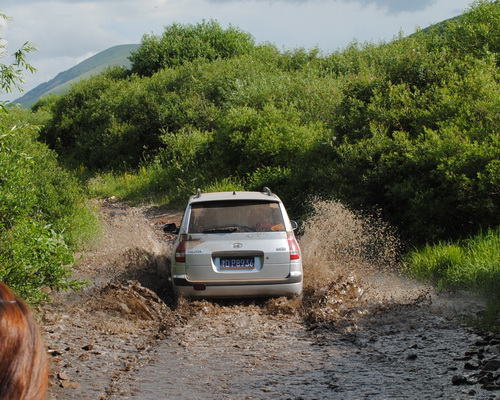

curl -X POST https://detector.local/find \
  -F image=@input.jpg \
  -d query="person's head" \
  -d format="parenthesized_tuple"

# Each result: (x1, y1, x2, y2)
(0, 282, 48, 400)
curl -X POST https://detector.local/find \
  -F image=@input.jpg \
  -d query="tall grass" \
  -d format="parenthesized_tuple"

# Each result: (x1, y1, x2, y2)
(87, 166, 247, 209)
(406, 227, 500, 329)
(87, 168, 162, 204)
(406, 227, 500, 292)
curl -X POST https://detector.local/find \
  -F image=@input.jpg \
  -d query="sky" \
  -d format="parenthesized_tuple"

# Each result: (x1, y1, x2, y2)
(1, 0, 474, 103)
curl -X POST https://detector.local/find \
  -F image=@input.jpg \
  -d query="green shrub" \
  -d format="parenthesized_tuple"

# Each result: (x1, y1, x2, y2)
(0, 115, 97, 303)
(247, 166, 292, 195)
(0, 221, 80, 303)
(129, 20, 256, 76)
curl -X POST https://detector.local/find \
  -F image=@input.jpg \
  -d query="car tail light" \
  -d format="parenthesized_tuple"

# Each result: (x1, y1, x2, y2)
(175, 234, 188, 263)
(287, 231, 300, 260)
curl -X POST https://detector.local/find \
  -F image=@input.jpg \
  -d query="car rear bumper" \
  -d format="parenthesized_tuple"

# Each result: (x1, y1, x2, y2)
(172, 272, 303, 298)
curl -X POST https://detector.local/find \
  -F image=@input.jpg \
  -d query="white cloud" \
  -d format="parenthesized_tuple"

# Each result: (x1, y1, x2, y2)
(0, 0, 473, 103)
(207, 0, 438, 14)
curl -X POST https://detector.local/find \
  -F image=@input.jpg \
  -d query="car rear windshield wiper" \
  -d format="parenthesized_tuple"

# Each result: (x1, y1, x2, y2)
(202, 227, 239, 233)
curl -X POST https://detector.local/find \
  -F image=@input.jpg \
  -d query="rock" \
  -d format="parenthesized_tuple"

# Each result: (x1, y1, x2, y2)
(42, 286, 52, 294)
(483, 383, 500, 391)
(486, 345, 500, 355)
(82, 344, 94, 351)
(477, 373, 492, 385)
(483, 359, 500, 371)
(406, 353, 418, 360)
(57, 372, 69, 381)
(59, 381, 81, 389)
(453, 355, 472, 361)
(464, 361, 480, 370)
(452, 375, 468, 385)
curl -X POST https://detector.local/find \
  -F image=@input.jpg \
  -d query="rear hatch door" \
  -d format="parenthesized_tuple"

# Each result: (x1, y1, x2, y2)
(185, 232, 290, 282)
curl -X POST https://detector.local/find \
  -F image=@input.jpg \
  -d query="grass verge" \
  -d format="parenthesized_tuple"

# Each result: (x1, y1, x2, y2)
(405, 227, 500, 330)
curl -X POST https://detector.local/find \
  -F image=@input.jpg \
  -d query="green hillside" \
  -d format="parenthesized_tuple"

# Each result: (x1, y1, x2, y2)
(13, 44, 139, 108)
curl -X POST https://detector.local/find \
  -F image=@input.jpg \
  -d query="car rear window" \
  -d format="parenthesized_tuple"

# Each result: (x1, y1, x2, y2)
(188, 200, 285, 233)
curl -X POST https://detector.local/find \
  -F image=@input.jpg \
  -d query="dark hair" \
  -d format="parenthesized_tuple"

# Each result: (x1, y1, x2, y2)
(0, 282, 48, 400)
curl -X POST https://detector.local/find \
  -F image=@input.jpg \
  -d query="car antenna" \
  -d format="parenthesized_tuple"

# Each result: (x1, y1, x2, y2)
(196, 188, 202, 198)
(263, 187, 272, 196)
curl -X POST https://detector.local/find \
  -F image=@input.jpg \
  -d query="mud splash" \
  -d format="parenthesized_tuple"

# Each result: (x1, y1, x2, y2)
(299, 199, 416, 329)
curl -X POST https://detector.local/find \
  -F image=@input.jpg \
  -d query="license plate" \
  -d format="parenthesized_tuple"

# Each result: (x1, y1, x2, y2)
(220, 257, 255, 270)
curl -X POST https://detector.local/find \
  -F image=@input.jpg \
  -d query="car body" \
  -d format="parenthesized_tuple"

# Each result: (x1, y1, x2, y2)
(164, 188, 303, 298)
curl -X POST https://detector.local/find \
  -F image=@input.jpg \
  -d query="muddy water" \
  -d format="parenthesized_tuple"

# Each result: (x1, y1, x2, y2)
(116, 307, 325, 399)
(108, 294, 493, 400)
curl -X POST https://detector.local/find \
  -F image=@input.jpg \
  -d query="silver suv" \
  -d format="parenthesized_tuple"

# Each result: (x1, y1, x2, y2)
(164, 188, 303, 298)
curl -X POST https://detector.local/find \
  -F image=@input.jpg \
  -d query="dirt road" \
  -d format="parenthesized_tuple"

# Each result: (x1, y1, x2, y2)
(40, 200, 499, 400)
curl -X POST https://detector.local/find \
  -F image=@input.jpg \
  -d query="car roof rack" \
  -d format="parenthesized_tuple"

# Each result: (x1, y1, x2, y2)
(194, 187, 274, 198)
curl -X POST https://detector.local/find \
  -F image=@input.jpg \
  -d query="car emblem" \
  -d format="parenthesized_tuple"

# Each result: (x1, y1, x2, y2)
(232, 243, 243, 249)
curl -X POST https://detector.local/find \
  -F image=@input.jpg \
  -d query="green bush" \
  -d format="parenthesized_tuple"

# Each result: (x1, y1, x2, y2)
(129, 20, 256, 76)
(156, 127, 214, 202)
(0, 114, 97, 303)
(0, 221, 79, 303)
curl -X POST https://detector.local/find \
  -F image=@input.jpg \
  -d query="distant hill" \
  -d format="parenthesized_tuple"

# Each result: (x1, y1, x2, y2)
(12, 44, 140, 108)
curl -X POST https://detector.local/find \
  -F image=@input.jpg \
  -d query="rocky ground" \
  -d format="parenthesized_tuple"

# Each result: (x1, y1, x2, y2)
(37, 200, 500, 399)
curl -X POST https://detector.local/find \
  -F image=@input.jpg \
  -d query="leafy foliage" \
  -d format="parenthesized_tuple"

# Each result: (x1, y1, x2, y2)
(0, 13, 36, 111)
(1, 15, 95, 302)
(0, 111, 98, 302)
(405, 225, 500, 330)
(129, 20, 255, 76)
